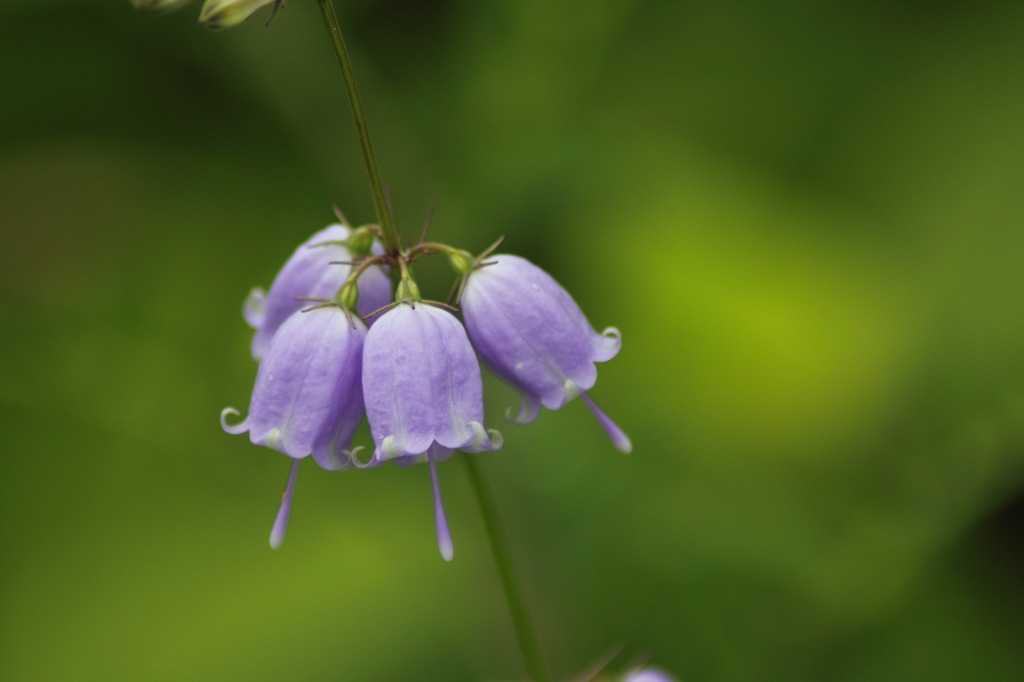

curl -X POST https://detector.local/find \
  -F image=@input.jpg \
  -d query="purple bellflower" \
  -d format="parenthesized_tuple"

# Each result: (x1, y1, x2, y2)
(362, 303, 502, 560)
(221, 305, 367, 548)
(460, 254, 631, 452)
(243, 223, 390, 359)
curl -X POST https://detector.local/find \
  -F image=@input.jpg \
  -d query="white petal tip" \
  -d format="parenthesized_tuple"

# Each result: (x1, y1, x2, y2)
(593, 326, 622, 362)
(220, 407, 249, 435)
(352, 447, 378, 469)
(463, 422, 502, 452)
(379, 435, 405, 462)
(439, 541, 454, 562)
(269, 532, 285, 550)
(504, 393, 540, 425)
(263, 428, 282, 451)
(321, 445, 360, 471)
(563, 379, 581, 401)
(243, 287, 267, 329)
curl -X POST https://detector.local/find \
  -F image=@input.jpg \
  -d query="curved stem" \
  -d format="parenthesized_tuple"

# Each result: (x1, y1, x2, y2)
(316, 0, 400, 257)
(461, 454, 551, 682)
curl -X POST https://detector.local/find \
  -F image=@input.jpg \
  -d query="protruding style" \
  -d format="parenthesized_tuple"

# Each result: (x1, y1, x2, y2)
(269, 459, 300, 549)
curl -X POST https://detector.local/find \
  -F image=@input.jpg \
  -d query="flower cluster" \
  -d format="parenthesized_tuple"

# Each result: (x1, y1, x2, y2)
(222, 219, 629, 558)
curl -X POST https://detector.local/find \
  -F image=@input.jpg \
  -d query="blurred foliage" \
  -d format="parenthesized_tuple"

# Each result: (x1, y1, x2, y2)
(2, 0, 1024, 680)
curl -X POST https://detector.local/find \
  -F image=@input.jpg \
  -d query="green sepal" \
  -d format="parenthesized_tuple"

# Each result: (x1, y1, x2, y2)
(333, 280, 360, 310)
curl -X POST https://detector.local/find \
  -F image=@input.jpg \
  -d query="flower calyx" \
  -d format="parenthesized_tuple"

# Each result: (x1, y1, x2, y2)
(407, 241, 475, 276)
(395, 258, 422, 304)
(331, 253, 387, 317)
(314, 224, 378, 259)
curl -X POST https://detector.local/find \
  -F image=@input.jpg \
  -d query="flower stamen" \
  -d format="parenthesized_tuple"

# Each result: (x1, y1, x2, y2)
(428, 448, 454, 562)
(580, 393, 632, 454)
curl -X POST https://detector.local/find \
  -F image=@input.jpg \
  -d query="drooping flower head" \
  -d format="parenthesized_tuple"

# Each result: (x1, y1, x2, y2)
(362, 302, 502, 560)
(460, 254, 630, 452)
(222, 304, 367, 547)
(244, 223, 390, 360)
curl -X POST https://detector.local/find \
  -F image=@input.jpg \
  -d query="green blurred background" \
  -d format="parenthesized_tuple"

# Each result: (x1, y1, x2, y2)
(3, 0, 1024, 680)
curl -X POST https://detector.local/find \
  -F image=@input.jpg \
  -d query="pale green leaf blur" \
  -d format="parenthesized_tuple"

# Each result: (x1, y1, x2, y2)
(2, 1, 1023, 680)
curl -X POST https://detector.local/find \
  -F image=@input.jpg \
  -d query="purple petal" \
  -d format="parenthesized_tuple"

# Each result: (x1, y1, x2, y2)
(269, 459, 300, 549)
(462, 255, 605, 410)
(363, 304, 499, 462)
(247, 225, 392, 358)
(234, 306, 366, 468)
(354, 262, 392, 320)
(249, 225, 352, 359)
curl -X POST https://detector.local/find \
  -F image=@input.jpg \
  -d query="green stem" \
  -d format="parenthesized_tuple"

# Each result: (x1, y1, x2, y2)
(462, 454, 551, 682)
(316, 0, 400, 257)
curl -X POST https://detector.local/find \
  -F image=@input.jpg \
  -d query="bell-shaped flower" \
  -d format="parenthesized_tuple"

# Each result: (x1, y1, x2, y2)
(221, 305, 366, 548)
(362, 303, 501, 560)
(460, 254, 631, 453)
(243, 223, 390, 359)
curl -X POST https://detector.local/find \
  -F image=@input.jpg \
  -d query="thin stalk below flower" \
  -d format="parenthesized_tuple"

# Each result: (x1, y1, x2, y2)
(462, 454, 551, 682)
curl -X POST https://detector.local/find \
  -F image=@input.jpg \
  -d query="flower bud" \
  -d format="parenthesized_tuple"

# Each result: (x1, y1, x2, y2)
(395, 276, 421, 303)
(198, 0, 276, 30)
(131, 0, 195, 14)
(345, 227, 376, 258)
(446, 249, 473, 275)
(335, 280, 360, 311)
